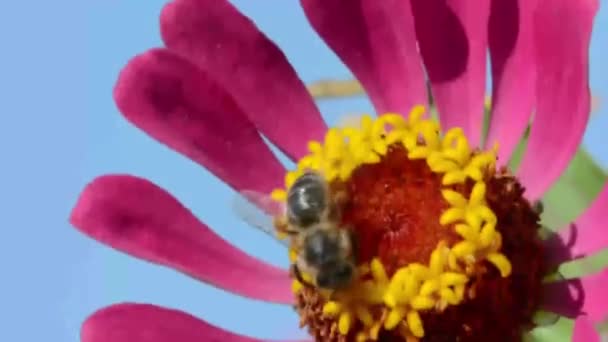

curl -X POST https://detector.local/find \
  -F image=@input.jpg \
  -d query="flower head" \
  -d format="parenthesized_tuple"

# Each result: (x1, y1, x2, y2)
(73, 0, 605, 341)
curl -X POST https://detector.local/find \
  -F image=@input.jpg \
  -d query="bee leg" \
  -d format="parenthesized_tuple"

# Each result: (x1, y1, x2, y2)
(273, 217, 300, 236)
(275, 221, 298, 236)
(327, 203, 341, 222)
(329, 189, 349, 222)
(292, 263, 320, 289)
(291, 263, 307, 285)
(333, 188, 349, 206)
(339, 224, 359, 262)
(284, 227, 300, 235)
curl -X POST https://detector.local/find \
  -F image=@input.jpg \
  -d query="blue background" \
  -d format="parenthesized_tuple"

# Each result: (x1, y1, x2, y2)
(0, 1, 606, 341)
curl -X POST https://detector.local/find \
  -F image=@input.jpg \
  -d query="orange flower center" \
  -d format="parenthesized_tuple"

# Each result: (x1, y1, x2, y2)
(341, 145, 458, 274)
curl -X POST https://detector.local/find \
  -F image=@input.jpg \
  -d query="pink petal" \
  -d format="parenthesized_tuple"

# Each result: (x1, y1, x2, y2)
(516, 0, 598, 200)
(542, 269, 608, 323)
(573, 316, 600, 342)
(411, 0, 490, 146)
(484, 0, 537, 164)
(70, 175, 293, 304)
(544, 181, 608, 265)
(114, 48, 285, 194)
(300, 0, 427, 116)
(160, 0, 326, 161)
(82, 303, 306, 342)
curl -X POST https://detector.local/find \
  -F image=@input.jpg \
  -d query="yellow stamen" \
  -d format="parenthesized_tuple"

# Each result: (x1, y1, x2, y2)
(338, 312, 352, 335)
(407, 311, 424, 338)
(291, 280, 303, 293)
(270, 189, 287, 201)
(323, 301, 342, 315)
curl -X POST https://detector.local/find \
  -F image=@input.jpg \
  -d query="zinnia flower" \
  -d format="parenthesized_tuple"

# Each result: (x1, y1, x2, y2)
(71, 0, 606, 341)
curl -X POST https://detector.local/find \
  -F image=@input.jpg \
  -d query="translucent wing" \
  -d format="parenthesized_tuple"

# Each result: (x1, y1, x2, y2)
(232, 190, 291, 248)
(240, 190, 285, 217)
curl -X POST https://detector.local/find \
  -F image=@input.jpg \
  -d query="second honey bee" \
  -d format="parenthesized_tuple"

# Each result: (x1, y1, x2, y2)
(235, 170, 357, 290)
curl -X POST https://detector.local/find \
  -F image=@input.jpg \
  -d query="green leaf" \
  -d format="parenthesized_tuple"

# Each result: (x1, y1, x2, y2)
(540, 148, 606, 229)
(525, 319, 574, 342)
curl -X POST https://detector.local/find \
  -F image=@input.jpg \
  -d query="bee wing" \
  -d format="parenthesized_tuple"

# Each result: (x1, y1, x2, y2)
(232, 190, 291, 248)
(239, 190, 285, 217)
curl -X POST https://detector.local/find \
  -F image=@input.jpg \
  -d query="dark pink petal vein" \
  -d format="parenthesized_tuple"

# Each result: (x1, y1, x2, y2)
(70, 175, 293, 304)
(160, 0, 326, 161)
(411, 0, 490, 146)
(114, 48, 285, 194)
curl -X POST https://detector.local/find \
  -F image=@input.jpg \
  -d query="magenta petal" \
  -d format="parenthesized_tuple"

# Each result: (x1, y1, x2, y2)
(300, 0, 427, 116)
(81, 303, 258, 342)
(573, 317, 600, 342)
(82, 303, 306, 342)
(542, 269, 608, 323)
(485, 0, 537, 164)
(160, 0, 325, 161)
(545, 182, 608, 265)
(70, 175, 293, 304)
(114, 48, 285, 194)
(516, 0, 598, 200)
(411, 0, 489, 146)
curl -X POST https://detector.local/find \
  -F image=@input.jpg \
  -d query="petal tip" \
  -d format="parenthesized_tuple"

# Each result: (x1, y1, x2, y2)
(70, 175, 111, 232)
(80, 304, 126, 342)
(69, 174, 144, 236)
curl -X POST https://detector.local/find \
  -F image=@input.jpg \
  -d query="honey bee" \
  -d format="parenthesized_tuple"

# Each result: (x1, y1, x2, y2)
(234, 170, 357, 290)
